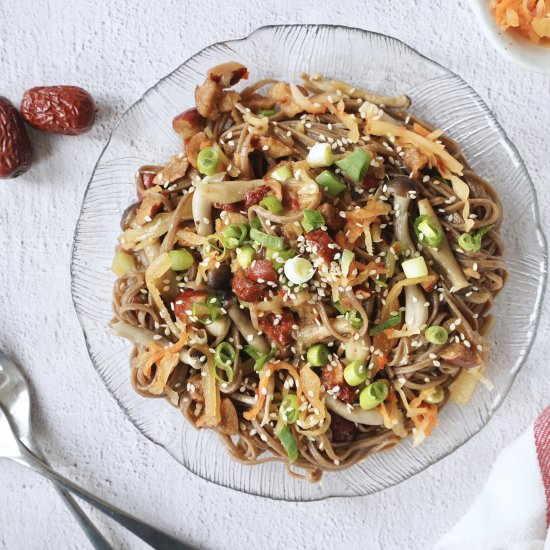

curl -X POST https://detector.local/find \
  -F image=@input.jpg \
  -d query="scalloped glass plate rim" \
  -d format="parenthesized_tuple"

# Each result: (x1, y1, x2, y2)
(71, 24, 548, 501)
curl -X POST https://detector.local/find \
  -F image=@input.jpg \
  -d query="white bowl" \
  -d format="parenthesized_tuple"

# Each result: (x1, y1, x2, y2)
(467, 0, 550, 73)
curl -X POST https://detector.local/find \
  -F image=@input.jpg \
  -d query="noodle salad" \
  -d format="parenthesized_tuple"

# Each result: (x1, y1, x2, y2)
(111, 62, 506, 480)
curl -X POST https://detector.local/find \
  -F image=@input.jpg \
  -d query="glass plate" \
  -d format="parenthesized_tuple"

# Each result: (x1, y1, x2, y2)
(71, 24, 547, 501)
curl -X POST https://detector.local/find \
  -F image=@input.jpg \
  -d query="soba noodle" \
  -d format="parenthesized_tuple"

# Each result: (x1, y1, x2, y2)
(111, 62, 506, 480)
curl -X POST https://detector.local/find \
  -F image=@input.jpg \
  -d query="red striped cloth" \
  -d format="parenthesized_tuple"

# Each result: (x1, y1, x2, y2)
(534, 405, 550, 528)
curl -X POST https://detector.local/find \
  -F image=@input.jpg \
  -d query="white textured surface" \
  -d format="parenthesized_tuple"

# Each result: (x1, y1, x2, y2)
(0, 1, 548, 549)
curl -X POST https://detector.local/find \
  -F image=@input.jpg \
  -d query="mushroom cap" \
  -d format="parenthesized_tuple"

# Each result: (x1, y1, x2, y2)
(385, 175, 416, 197)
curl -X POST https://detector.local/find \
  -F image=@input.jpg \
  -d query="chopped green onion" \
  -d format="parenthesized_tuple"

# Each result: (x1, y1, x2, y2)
(384, 243, 400, 278)
(250, 227, 285, 251)
(203, 234, 226, 260)
(315, 170, 347, 196)
(275, 424, 299, 463)
(259, 109, 276, 117)
(244, 345, 276, 372)
(425, 385, 445, 404)
(359, 380, 389, 410)
(250, 217, 262, 230)
(279, 394, 299, 424)
(214, 342, 235, 383)
(301, 209, 325, 233)
(306, 344, 329, 367)
(414, 215, 444, 247)
(347, 310, 363, 330)
(267, 248, 297, 267)
(335, 148, 371, 182)
(401, 256, 428, 278)
(197, 146, 219, 176)
(333, 301, 363, 330)
(192, 295, 222, 325)
(340, 249, 355, 278)
(306, 142, 335, 168)
(236, 244, 256, 269)
(260, 195, 284, 215)
(221, 223, 249, 249)
(168, 249, 194, 271)
(284, 256, 315, 285)
(271, 165, 293, 182)
(424, 326, 448, 345)
(369, 313, 401, 336)
(458, 224, 495, 252)
(333, 301, 348, 315)
(344, 360, 367, 386)
(112, 250, 135, 276)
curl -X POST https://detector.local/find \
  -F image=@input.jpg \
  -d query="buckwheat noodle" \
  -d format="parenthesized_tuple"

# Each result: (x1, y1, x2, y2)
(111, 63, 506, 481)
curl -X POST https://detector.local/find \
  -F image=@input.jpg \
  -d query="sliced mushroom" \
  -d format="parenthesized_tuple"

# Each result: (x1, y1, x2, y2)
(325, 396, 383, 426)
(385, 177, 429, 332)
(227, 303, 268, 353)
(192, 185, 213, 236)
(207, 263, 233, 290)
(417, 198, 469, 291)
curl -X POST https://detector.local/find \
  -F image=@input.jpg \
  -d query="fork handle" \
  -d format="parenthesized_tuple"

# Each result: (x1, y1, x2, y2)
(55, 487, 113, 549)
(24, 440, 112, 550)
(15, 443, 195, 550)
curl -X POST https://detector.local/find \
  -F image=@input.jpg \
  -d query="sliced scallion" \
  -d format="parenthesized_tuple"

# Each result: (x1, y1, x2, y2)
(259, 195, 284, 215)
(359, 380, 389, 410)
(425, 385, 445, 404)
(112, 250, 135, 276)
(458, 224, 495, 253)
(414, 215, 443, 247)
(244, 345, 276, 372)
(284, 256, 315, 285)
(301, 210, 325, 233)
(279, 394, 299, 425)
(214, 342, 236, 384)
(197, 147, 219, 176)
(236, 244, 256, 269)
(271, 165, 293, 182)
(275, 424, 299, 463)
(250, 227, 285, 251)
(306, 142, 335, 168)
(315, 170, 347, 196)
(221, 223, 249, 249)
(401, 256, 428, 278)
(306, 344, 329, 367)
(335, 148, 371, 182)
(191, 295, 222, 325)
(369, 313, 401, 336)
(344, 360, 367, 386)
(424, 326, 448, 345)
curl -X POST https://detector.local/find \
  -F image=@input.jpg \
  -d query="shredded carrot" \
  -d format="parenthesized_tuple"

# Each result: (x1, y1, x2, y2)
(143, 330, 189, 377)
(490, 0, 550, 45)
(413, 122, 430, 137)
(335, 231, 347, 250)
(244, 361, 302, 421)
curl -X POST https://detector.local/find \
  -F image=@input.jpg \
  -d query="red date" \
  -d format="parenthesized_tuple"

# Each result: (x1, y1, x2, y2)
(231, 270, 264, 302)
(306, 228, 338, 263)
(330, 413, 357, 443)
(245, 260, 278, 284)
(0, 97, 32, 179)
(21, 86, 96, 135)
(258, 311, 296, 347)
(321, 363, 356, 404)
(172, 108, 201, 140)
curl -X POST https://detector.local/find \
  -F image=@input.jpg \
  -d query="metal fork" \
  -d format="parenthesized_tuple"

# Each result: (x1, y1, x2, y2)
(0, 350, 195, 550)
